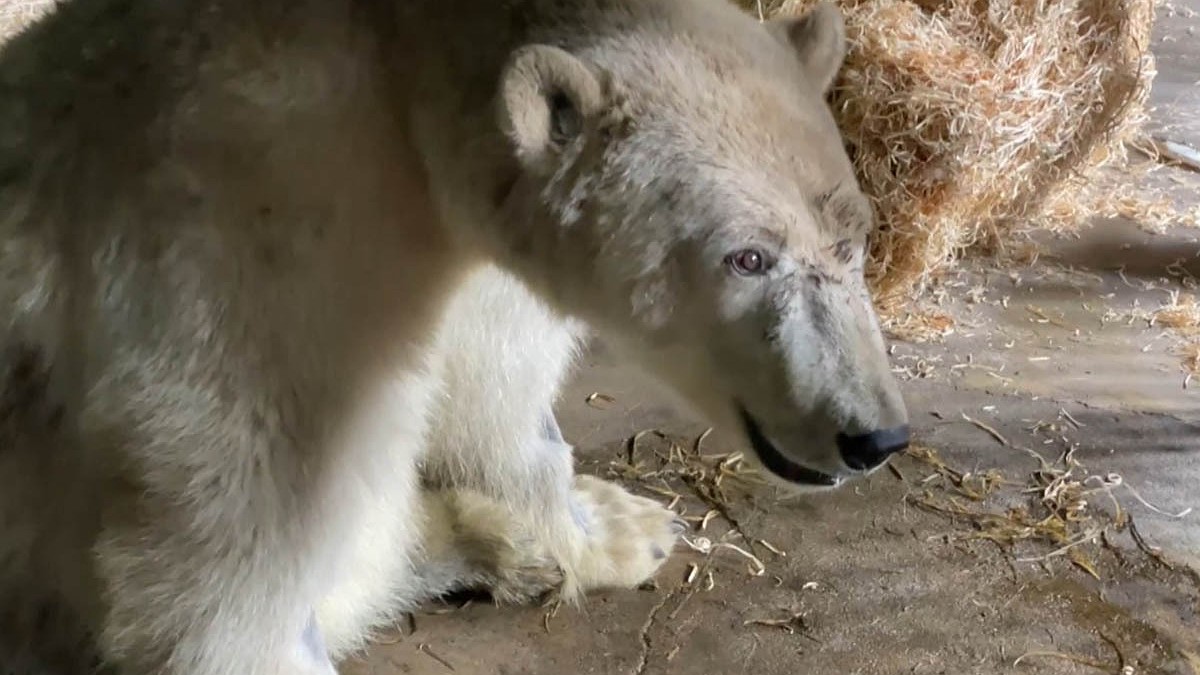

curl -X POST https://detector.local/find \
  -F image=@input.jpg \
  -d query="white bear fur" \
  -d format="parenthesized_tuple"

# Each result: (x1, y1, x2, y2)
(0, 0, 906, 673)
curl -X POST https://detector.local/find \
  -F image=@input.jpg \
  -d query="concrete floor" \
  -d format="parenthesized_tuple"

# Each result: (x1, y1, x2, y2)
(347, 4, 1200, 675)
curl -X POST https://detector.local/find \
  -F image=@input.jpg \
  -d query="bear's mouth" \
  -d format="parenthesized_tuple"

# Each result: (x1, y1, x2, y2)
(737, 405, 839, 486)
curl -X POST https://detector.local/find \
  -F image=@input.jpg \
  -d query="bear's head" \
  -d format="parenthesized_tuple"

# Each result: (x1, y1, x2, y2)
(494, 0, 908, 490)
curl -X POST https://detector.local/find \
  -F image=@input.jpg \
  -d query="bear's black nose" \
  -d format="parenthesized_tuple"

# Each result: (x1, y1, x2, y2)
(836, 426, 910, 471)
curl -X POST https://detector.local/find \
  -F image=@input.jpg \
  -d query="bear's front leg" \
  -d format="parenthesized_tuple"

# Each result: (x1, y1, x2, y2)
(422, 266, 684, 599)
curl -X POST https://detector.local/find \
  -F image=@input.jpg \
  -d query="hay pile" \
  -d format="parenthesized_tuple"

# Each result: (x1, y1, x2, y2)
(740, 0, 1156, 312)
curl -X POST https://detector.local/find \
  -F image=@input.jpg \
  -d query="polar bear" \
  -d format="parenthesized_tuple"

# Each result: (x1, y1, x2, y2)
(0, 0, 910, 673)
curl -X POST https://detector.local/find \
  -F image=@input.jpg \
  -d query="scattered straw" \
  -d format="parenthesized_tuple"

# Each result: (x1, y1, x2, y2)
(1151, 291, 1200, 330)
(610, 427, 785, 600)
(612, 428, 767, 528)
(743, 611, 819, 640)
(1148, 137, 1200, 173)
(1016, 632, 1132, 674)
(882, 308, 956, 342)
(960, 413, 1009, 447)
(904, 438, 1193, 580)
(374, 613, 417, 645)
(417, 643, 456, 672)
(585, 392, 617, 410)
(757, 538, 787, 556)
(1141, 291, 1200, 379)
(1071, 169, 1200, 235)
(682, 535, 767, 576)
(1181, 342, 1200, 386)
(541, 595, 562, 633)
(1012, 649, 1114, 672)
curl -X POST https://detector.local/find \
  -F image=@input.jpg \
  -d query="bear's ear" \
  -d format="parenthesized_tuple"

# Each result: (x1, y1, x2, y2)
(770, 1, 847, 94)
(498, 45, 604, 170)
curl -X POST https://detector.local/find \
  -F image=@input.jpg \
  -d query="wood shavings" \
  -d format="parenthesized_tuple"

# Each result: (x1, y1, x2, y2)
(1181, 342, 1200, 380)
(757, 539, 787, 557)
(1151, 291, 1200, 330)
(1149, 137, 1200, 173)
(417, 643, 456, 672)
(426, 599, 473, 615)
(584, 392, 616, 410)
(541, 597, 562, 633)
(625, 429, 666, 468)
(1084, 473, 1194, 519)
(1059, 409, 1085, 429)
(666, 645, 682, 662)
(681, 536, 767, 577)
(960, 413, 1010, 447)
(884, 309, 956, 343)
(743, 611, 817, 639)
(1026, 305, 1072, 330)
(1124, 291, 1200, 378)
(1013, 649, 1113, 672)
(621, 428, 769, 566)
(374, 612, 418, 645)
(902, 439, 1191, 582)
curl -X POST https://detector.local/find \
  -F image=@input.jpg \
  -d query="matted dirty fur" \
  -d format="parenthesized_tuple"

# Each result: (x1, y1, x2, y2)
(741, 0, 1155, 311)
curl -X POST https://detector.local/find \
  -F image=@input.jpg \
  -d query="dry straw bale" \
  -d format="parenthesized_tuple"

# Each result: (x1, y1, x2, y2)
(740, 0, 1155, 312)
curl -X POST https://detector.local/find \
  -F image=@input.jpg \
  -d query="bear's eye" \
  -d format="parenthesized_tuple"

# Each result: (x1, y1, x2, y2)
(725, 249, 771, 276)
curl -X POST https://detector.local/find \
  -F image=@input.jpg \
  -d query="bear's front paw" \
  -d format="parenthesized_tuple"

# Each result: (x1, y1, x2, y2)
(448, 490, 566, 605)
(567, 475, 684, 591)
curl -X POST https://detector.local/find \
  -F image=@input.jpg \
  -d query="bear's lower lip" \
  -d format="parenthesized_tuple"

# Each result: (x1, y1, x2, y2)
(736, 405, 839, 486)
